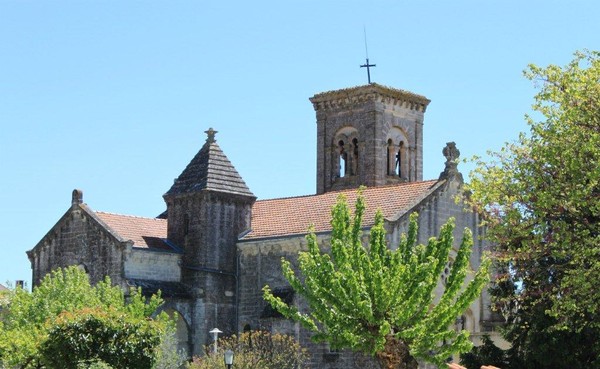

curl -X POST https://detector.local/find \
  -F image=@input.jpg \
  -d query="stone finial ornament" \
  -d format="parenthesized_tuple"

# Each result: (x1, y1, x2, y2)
(439, 142, 463, 181)
(443, 142, 460, 166)
(205, 127, 217, 143)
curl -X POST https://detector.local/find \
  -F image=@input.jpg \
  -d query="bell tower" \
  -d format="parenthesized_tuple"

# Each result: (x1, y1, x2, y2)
(310, 83, 430, 194)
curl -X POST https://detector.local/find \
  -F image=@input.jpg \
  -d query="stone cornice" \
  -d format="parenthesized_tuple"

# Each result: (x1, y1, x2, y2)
(310, 83, 431, 112)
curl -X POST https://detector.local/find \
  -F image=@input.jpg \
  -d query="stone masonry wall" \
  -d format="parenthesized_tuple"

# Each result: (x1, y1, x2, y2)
(28, 205, 126, 287)
(315, 90, 426, 194)
(124, 248, 181, 282)
(166, 191, 253, 356)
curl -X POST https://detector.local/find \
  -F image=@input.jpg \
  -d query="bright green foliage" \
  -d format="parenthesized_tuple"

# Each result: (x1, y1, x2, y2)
(187, 330, 308, 369)
(0, 266, 167, 369)
(152, 325, 188, 369)
(263, 193, 490, 368)
(0, 288, 10, 308)
(467, 50, 600, 368)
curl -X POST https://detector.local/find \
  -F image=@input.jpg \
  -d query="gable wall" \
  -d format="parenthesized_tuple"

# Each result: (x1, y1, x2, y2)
(29, 206, 126, 287)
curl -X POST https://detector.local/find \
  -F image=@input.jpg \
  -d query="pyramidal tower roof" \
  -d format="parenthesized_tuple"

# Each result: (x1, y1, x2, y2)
(165, 128, 254, 198)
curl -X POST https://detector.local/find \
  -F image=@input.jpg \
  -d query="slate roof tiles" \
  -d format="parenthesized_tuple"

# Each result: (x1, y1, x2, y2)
(165, 135, 254, 198)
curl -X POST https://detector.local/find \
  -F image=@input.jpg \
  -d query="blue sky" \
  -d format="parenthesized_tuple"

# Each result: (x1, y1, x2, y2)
(1, 1, 599, 287)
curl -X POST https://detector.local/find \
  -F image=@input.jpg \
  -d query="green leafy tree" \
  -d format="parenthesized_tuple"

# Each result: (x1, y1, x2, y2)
(467, 50, 600, 368)
(187, 330, 308, 369)
(0, 266, 167, 369)
(263, 193, 490, 369)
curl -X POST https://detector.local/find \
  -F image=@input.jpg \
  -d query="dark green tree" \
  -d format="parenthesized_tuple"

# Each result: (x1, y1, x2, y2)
(467, 50, 600, 368)
(263, 193, 490, 369)
(459, 335, 507, 369)
(39, 308, 163, 369)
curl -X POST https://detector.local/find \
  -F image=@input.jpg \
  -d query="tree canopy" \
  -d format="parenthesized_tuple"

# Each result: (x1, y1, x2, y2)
(0, 266, 168, 369)
(467, 50, 600, 368)
(263, 192, 490, 369)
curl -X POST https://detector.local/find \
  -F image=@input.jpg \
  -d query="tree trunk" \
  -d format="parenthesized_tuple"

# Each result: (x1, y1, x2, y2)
(376, 335, 418, 369)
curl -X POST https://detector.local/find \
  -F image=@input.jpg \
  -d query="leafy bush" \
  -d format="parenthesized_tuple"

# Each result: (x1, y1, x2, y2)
(188, 330, 308, 369)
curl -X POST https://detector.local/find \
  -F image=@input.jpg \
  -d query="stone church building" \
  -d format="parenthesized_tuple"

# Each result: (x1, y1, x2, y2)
(28, 83, 498, 368)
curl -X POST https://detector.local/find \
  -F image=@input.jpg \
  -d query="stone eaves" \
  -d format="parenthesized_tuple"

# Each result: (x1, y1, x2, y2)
(309, 83, 431, 112)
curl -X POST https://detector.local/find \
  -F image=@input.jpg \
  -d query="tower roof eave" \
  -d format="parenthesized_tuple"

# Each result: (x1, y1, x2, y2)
(309, 83, 431, 112)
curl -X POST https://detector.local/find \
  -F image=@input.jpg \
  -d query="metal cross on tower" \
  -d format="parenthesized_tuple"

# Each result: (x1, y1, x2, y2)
(360, 58, 376, 84)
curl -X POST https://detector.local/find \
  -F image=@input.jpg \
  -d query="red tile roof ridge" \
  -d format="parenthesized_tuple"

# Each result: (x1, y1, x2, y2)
(94, 211, 164, 221)
(257, 179, 441, 202)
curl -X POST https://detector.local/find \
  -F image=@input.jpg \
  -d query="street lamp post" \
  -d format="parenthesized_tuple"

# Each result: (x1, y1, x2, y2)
(224, 349, 234, 369)
(209, 328, 223, 354)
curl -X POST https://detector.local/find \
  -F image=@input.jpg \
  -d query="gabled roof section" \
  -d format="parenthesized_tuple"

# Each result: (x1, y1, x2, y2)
(95, 212, 174, 252)
(0, 283, 8, 292)
(241, 179, 443, 241)
(165, 128, 254, 198)
(29, 190, 176, 256)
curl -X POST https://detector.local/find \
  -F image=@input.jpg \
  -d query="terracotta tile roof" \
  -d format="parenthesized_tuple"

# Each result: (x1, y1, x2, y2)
(0, 283, 8, 291)
(242, 180, 442, 240)
(95, 212, 173, 251)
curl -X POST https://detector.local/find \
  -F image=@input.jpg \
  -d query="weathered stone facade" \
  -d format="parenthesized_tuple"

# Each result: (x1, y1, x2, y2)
(28, 83, 500, 368)
(28, 190, 128, 288)
(312, 84, 429, 194)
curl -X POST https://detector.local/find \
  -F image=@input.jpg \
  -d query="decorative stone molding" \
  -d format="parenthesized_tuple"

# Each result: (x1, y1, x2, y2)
(310, 83, 430, 112)
(439, 142, 463, 182)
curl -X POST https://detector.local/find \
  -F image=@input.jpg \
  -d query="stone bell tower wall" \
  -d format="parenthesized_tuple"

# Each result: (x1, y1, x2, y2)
(311, 84, 430, 194)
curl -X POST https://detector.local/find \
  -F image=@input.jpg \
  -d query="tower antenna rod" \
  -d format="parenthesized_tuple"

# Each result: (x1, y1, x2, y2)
(360, 26, 376, 84)
(363, 26, 369, 59)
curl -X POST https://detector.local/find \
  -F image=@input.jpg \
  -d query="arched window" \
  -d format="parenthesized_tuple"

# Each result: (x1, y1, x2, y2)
(386, 127, 410, 180)
(77, 263, 89, 274)
(395, 141, 404, 177)
(338, 140, 347, 178)
(332, 127, 359, 182)
(162, 308, 190, 358)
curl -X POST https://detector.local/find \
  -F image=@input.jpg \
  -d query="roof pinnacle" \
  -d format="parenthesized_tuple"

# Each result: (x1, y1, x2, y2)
(205, 127, 217, 143)
(439, 142, 463, 182)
